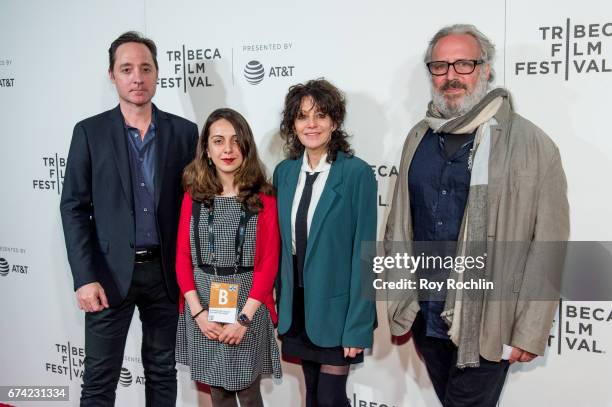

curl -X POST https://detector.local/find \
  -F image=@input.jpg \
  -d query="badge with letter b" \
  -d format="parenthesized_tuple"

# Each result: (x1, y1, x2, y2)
(208, 281, 239, 324)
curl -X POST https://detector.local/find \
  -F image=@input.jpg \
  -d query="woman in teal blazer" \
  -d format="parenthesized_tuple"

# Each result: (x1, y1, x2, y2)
(273, 79, 377, 407)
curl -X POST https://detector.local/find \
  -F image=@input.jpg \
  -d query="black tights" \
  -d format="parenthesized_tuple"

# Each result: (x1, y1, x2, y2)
(209, 376, 263, 407)
(301, 360, 350, 407)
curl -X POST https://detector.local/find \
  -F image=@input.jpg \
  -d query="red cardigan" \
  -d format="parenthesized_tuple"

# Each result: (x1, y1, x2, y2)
(175, 191, 280, 324)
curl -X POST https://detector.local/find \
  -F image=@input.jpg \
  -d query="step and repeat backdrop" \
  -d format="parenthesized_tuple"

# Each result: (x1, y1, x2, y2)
(1, 0, 611, 406)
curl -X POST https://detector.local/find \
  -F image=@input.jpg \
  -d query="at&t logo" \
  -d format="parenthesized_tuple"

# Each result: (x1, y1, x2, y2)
(0, 257, 28, 277)
(119, 367, 133, 387)
(118, 366, 145, 387)
(244, 60, 265, 84)
(0, 258, 8, 276)
(243, 60, 295, 85)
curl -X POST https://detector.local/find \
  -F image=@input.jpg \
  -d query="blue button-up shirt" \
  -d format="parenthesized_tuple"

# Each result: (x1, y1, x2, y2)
(409, 128, 474, 339)
(125, 111, 159, 248)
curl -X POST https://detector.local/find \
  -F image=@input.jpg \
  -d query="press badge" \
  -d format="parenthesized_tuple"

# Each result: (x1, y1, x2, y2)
(208, 281, 239, 324)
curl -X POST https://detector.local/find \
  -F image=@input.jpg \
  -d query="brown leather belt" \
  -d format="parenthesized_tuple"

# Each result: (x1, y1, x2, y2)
(134, 246, 161, 263)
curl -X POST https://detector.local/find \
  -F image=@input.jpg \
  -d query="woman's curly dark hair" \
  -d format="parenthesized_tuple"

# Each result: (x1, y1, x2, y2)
(182, 108, 274, 213)
(279, 78, 353, 162)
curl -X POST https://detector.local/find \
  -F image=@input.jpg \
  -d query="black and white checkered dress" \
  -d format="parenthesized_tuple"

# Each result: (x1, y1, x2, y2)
(176, 196, 282, 391)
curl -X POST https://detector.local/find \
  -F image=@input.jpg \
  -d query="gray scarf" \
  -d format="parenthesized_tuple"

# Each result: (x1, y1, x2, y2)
(426, 87, 510, 368)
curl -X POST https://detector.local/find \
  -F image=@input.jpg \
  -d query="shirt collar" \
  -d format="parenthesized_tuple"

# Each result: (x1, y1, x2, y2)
(124, 107, 157, 132)
(301, 151, 331, 174)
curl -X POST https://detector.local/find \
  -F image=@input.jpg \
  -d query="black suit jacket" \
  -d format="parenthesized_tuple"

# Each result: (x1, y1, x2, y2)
(60, 104, 198, 306)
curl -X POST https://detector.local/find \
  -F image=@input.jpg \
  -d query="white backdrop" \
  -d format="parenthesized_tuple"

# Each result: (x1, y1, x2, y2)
(1, 0, 611, 406)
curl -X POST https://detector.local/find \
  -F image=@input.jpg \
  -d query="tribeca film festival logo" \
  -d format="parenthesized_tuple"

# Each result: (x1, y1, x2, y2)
(370, 164, 399, 207)
(548, 300, 611, 355)
(0, 57, 15, 88)
(241, 41, 295, 86)
(515, 19, 612, 80)
(158, 46, 221, 92)
(32, 154, 65, 194)
(351, 392, 396, 407)
(0, 246, 29, 278)
(45, 342, 85, 380)
(46, 341, 145, 385)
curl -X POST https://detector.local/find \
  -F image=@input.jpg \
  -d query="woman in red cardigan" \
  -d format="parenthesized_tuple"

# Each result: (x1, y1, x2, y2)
(175, 108, 281, 406)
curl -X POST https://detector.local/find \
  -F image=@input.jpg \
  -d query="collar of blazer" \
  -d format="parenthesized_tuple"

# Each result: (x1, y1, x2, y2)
(279, 151, 347, 260)
(108, 103, 171, 211)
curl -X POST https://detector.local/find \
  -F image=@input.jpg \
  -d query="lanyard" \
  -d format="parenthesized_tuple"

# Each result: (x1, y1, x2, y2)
(193, 199, 253, 276)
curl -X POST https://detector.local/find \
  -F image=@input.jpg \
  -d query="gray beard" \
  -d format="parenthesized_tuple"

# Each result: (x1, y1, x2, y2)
(431, 72, 489, 119)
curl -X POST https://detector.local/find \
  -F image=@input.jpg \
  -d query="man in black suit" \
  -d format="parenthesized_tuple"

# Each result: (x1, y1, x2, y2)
(60, 31, 198, 406)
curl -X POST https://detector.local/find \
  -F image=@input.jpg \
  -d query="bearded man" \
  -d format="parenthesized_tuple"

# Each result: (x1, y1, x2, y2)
(384, 24, 569, 406)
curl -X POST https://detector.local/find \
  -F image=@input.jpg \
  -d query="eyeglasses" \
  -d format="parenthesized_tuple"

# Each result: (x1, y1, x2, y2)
(426, 59, 483, 76)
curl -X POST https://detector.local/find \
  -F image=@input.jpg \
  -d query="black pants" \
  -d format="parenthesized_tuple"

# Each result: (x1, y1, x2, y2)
(411, 312, 509, 407)
(81, 260, 178, 407)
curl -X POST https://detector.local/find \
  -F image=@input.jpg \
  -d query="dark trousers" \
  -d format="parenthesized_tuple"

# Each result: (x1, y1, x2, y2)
(411, 312, 509, 407)
(81, 260, 178, 407)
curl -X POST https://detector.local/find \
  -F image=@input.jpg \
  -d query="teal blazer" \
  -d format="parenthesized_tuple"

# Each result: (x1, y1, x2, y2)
(273, 151, 377, 348)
